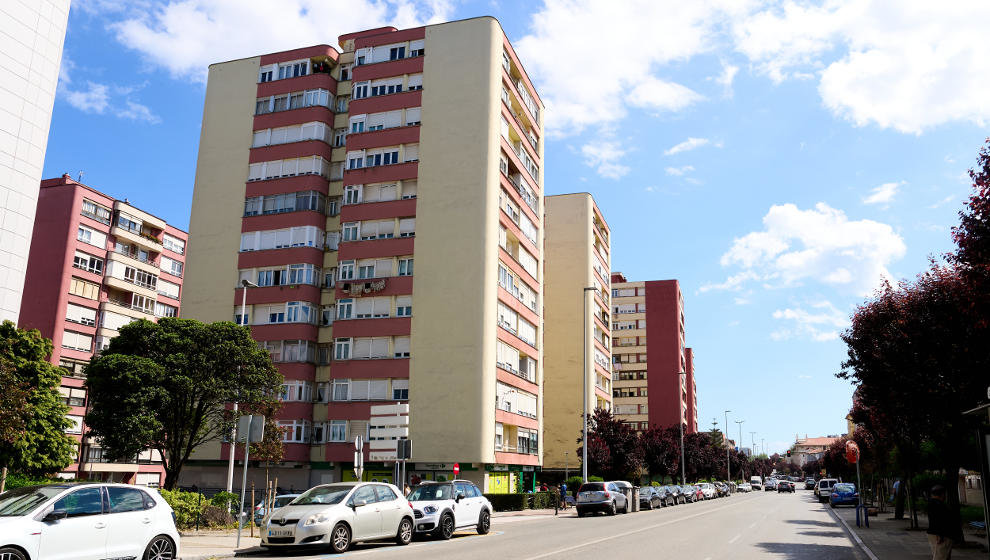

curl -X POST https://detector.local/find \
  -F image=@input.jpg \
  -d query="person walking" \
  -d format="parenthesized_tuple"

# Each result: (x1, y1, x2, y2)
(926, 485, 954, 560)
(559, 482, 568, 510)
(553, 484, 560, 516)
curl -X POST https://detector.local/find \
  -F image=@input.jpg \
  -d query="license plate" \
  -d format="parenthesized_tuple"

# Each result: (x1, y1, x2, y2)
(268, 529, 293, 537)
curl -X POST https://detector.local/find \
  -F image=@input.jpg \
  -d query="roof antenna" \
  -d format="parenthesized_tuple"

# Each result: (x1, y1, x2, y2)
(77, 171, 84, 182)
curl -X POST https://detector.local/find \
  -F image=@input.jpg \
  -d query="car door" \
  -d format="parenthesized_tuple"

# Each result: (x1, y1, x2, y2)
(347, 485, 382, 540)
(453, 482, 478, 528)
(608, 483, 624, 509)
(38, 486, 108, 560)
(105, 486, 155, 559)
(373, 485, 403, 537)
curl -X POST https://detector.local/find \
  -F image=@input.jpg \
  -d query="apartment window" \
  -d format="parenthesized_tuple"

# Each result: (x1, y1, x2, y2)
(335, 95, 349, 113)
(323, 269, 337, 288)
(160, 256, 183, 277)
(392, 379, 409, 400)
(81, 199, 111, 224)
(288, 263, 318, 285)
(59, 359, 87, 378)
(280, 380, 312, 402)
(69, 277, 100, 300)
(389, 46, 405, 60)
(330, 420, 347, 441)
(336, 299, 353, 320)
(239, 226, 325, 251)
(162, 234, 185, 254)
(339, 64, 351, 81)
(327, 197, 340, 216)
(495, 422, 503, 450)
(259, 68, 273, 82)
(332, 379, 349, 401)
(285, 301, 317, 324)
(398, 218, 415, 238)
(234, 311, 249, 326)
(393, 336, 410, 358)
(401, 180, 417, 199)
(333, 129, 346, 147)
(66, 303, 97, 327)
(353, 82, 369, 99)
(66, 415, 83, 434)
(123, 266, 157, 290)
(338, 261, 355, 280)
(334, 338, 351, 361)
(62, 331, 93, 352)
(58, 386, 87, 407)
(343, 185, 362, 205)
(395, 295, 412, 317)
(77, 225, 107, 248)
(131, 294, 154, 314)
(397, 258, 413, 277)
(347, 154, 363, 168)
(73, 251, 104, 274)
(154, 302, 177, 318)
(341, 222, 359, 242)
(279, 419, 309, 443)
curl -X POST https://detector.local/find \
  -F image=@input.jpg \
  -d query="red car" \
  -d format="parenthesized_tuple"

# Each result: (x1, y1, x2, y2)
(689, 485, 705, 502)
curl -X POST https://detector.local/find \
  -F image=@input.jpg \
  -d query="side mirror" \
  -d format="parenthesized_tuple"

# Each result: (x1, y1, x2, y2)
(44, 509, 67, 522)
(351, 499, 367, 509)
(455, 493, 465, 502)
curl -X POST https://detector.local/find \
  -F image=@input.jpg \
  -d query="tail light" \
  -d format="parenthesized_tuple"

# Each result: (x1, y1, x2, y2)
(408, 501, 414, 510)
(603, 491, 610, 498)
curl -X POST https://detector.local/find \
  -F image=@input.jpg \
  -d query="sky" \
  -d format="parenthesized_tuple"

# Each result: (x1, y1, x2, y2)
(43, 0, 990, 456)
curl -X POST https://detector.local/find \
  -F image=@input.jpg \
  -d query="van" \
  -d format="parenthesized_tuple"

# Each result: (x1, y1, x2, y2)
(816, 478, 838, 502)
(750, 476, 763, 491)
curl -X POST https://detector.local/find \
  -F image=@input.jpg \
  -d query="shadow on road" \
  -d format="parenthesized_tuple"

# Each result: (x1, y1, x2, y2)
(784, 519, 838, 528)
(799, 530, 847, 538)
(236, 532, 484, 557)
(755, 542, 858, 559)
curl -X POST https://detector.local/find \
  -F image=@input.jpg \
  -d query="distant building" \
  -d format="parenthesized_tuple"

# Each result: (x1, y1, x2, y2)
(18, 174, 187, 486)
(790, 436, 841, 466)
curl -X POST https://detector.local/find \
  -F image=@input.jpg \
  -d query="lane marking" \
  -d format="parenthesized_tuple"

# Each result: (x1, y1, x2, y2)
(825, 505, 880, 560)
(748, 521, 758, 529)
(728, 533, 741, 544)
(523, 494, 760, 560)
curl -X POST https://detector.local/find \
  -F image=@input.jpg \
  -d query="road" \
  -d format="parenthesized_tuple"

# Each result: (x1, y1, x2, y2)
(239, 488, 865, 559)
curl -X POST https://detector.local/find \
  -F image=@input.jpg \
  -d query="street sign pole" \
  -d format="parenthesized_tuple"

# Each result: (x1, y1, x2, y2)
(234, 414, 263, 549)
(354, 436, 364, 481)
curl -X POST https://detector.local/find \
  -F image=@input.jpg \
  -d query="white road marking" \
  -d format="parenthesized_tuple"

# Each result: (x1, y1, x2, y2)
(728, 533, 741, 544)
(523, 495, 758, 560)
(748, 521, 758, 529)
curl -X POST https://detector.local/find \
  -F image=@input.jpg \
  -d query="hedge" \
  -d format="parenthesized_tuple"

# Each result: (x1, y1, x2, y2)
(483, 491, 559, 512)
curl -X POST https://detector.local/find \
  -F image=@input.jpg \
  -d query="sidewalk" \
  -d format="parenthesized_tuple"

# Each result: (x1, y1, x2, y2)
(178, 510, 556, 559)
(828, 505, 989, 559)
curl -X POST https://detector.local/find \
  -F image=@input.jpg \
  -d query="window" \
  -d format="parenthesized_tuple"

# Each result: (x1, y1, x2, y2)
(339, 64, 351, 81)
(401, 180, 417, 199)
(334, 338, 351, 360)
(107, 487, 149, 513)
(70, 277, 100, 300)
(495, 422, 503, 450)
(58, 386, 87, 407)
(332, 379, 349, 401)
(353, 82, 369, 99)
(240, 226, 324, 251)
(160, 256, 183, 277)
(77, 225, 107, 248)
(59, 359, 87, 378)
(324, 269, 337, 288)
(336, 299, 353, 320)
(279, 419, 310, 443)
(336, 95, 349, 113)
(321, 305, 334, 326)
(62, 331, 93, 352)
(333, 129, 346, 147)
(162, 234, 185, 254)
(342, 222, 359, 242)
(389, 46, 405, 60)
(392, 379, 409, 400)
(81, 199, 111, 224)
(344, 185, 362, 205)
(339, 261, 355, 280)
(54, 487, 102, 517)
(330, 420, 347, 441)
(397, 258, 413, 277)
(158, 278, 180, 299)
(154, 302, 177, 318)
(407, 75, 423, 92)
(327, 197, 340, 216)
(72, 251, 103, 274)
(395, 295, 412, 317)
(65, 415, 84, 434)
(393, 336, 410, 358)
(280, 380, 313, 402)
(131, 294, 154, 314)
(65, 303, 96, 327)
(123, 266, 158, 290)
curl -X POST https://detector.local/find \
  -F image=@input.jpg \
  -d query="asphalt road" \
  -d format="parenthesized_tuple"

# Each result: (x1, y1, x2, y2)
(240, 488, 865, 559)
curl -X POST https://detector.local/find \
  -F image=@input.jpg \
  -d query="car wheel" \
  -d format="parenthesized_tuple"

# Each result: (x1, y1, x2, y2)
(330, 522, 351, 553)
(477, 509, 491, 535)
(608, 501, 616, 516)
(436, 513, 454, 540)
(143, 535, 176, 560)
(646, 500, 653, 510)
(577, 509, 586, 518)
(395, 517, 413, 546)
(0, 547, 27, 560)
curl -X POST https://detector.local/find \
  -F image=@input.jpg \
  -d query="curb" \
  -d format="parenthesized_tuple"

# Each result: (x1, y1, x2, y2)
(826, 504, 880, 560)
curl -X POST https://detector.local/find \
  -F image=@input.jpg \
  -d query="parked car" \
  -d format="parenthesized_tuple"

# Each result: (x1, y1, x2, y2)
(576, 481, 628, 516)
(713, 482, 729, 497)
(665, 485, 685, 505)
(260, 482, 413, 553)
(255, 494, 301, 526)
(829, 483, 859, 507)
(777, 481, 795, 493)
(696, 483, 717, 500)
(764, 479, 778, 491)
(689, 485, 705, 502)
(639, 487, 663, 510)
(805, 478, 817, 490)
(815, 478, 839, 503)
(750, 476, 763, 491)
(0, 482, 180, 560)
(737, 483, 752, 493)
(407, 480, 491, 539)
(680, 485, 700, 503)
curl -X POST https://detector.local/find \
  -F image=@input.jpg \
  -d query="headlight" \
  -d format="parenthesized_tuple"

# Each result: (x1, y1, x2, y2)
(423, 505, 437, 514)
(304, 513, 330, 526)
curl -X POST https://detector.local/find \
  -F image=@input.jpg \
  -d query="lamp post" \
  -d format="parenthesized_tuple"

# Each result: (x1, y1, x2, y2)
(564, 451, 569, 481)
(750, 431, 757, 457)
(724, 410, 731, 482)
(227, 279, 258, 495)
(582, 286, 596, 483)
(679, 371, 687, 484)
(735, 420, 744, 477)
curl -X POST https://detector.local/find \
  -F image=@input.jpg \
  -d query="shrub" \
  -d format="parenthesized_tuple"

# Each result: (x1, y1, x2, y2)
(651, 481, 661, 487)
(566, 476, 584, 493)
(530, 491, 557, 509)
(159, 488, 207, 529)
(483, 493, 528, 512)
(589, 475, 604, 482)
(201, 504, 234, 527)
(3, 473, 69, 489)
(210, 491, 240, 513)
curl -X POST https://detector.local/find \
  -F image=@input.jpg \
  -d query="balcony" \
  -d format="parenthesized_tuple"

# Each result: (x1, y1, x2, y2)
(104, 275, 158, 301)
(111, 224, 163, 253)
(111, 245, 158, 269)
(101, 299, 154, 321)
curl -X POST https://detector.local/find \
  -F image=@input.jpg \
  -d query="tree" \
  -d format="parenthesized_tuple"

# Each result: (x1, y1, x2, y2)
(85, 318, 282, 489)
(639, 425, 681, 482)
(0, 321, 76, 492)
(577, 408, 642, 480)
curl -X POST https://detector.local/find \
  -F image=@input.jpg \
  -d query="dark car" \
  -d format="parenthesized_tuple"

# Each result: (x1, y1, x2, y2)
(666, 485, 686, 505)
(681, 485, 700, 503)
(654, 485, 675, 506)
(805, 478, 816, 490)
(713, 482, 729, 497)
(777, 481, 795, 493)
(639, 487, 663, 510)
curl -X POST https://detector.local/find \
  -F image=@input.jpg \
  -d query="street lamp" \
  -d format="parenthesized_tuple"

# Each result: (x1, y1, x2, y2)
(582, 286, 596, 483)
(227, 279, 258, 495)
(564, 451, 569, 482)
(679, 371, 687, 484)
(750, 431, 757, 458)
(724, 410, 731, 482)
(735, 420, 744, 477)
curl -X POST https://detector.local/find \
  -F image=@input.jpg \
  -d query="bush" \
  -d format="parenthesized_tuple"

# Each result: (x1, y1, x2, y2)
(159, 488, 207, 529)
(484, 493, 528, 511)
(589, 475, 604, 482)
(2, 473, 68, 489)
(651, 481, 661, 487)
(566, 476, 584, 493)
(201, 504, 235, 527)
(530, 491, 557, 509)
(210, 491, 240, 513)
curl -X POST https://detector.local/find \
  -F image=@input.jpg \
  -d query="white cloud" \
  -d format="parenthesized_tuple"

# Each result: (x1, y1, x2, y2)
(710, 202, 906, 296)
(929, 195, 956, 209)
(733, 0, 990, 133)
(771, 300, 850, 342)
(103, 0, 453, 83)
(665, 165, 695, 176)
(714, 61, 739, 97)
(862, 181, 904, 206)
(581, 139, 630, 180)
(117, 100, 162, 124)
(63, 82, 110, 113)
(516, 1, 752, 135)
(664, 137, 711, 156)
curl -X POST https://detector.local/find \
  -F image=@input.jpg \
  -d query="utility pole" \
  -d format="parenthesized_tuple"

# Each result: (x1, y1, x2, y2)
(724, 410, 731, 482)
(735, 420, 744, 476)
(750, 431, 757, 457)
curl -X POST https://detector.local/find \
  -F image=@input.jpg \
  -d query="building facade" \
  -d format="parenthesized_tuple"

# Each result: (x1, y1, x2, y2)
(610, 274, 698, 433)
(789, 436, 841, 467)
(543, 193, 611, 472)
(182, 17, 545, 493)
(18, 174, 188, 486)
(0, 1, 70, 323)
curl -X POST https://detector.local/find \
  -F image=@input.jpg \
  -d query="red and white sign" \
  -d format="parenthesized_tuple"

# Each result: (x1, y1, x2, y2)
(453, 463, 460, 476)
(845, 440, 860, 464)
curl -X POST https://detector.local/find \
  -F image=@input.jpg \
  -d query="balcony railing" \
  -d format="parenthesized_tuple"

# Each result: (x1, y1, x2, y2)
(112, 246, 158, 267)
(106, 298, 153, 315)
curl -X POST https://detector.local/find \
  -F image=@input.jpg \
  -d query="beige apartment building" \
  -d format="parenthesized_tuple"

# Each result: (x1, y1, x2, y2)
(182, 17, 546, 492)
(543, 194, 612, 473)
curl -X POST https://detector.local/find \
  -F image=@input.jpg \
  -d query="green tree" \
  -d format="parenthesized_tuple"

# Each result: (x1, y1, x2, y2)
(0, 321, 76, 492)
(84, 318, 282, 489)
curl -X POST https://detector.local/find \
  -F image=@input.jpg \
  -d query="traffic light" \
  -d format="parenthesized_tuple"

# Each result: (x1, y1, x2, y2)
(786, 450, 791, 457)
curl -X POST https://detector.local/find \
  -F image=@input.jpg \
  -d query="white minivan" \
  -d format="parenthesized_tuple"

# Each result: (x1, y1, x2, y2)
(816, 478, 839, 503)
(750, 476, 763, 491)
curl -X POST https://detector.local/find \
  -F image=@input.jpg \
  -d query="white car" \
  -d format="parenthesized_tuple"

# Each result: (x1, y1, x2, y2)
(261, 482, 414, 553)
(696, 483, 717, 500)
(750, 476, 763, 491)
(816, 478, 839, 503)
(407, 480, 492, 539)
(0, 482, 180, 560)
(737, 483, 752, 493)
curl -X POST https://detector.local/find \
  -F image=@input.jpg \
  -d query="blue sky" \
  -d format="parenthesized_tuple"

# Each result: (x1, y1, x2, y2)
(44, 1, 989, 455)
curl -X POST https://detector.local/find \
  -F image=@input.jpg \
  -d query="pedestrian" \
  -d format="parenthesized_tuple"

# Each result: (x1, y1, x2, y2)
(403, 483, 411, 497)
(560, 482, 568, 509)
(539, 482, 548, 492)
(926, 485, 954, 560)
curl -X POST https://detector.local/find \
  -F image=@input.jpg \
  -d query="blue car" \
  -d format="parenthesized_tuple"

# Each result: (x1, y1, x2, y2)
(829, 482, 858, 507)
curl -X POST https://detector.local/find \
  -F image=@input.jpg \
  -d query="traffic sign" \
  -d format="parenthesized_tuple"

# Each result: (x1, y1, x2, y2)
(453, 463, 460, 476)
(845, 440, 860, 464)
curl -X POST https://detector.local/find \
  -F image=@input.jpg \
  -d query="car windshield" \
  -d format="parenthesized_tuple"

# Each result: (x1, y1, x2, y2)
(834, 483, 855, 493)
(290, 485, 352, 506)
(0, 485, 68, 517)
(407, 484, 454, 501)
(274, 496, 296, 507)
(579, 483, 604, 492)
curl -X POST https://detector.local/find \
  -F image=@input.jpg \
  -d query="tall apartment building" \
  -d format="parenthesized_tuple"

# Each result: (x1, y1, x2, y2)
(0, 1, 70, 323)
(18, 174, 188, 486)
(610, 274, 698, 434)
(543, 193, 612, 473)
(182, 17, 545, 493)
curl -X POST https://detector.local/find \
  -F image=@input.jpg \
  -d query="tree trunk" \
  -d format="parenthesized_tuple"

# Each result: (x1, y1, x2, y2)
(944, 466, 965, 543)
(163, 463, 182, 490)
(0, 466, 7, 494)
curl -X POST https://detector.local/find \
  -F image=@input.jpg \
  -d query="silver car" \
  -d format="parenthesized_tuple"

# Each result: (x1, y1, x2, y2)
(576, 481, 628, 516)
(261, 482, 414, 553)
